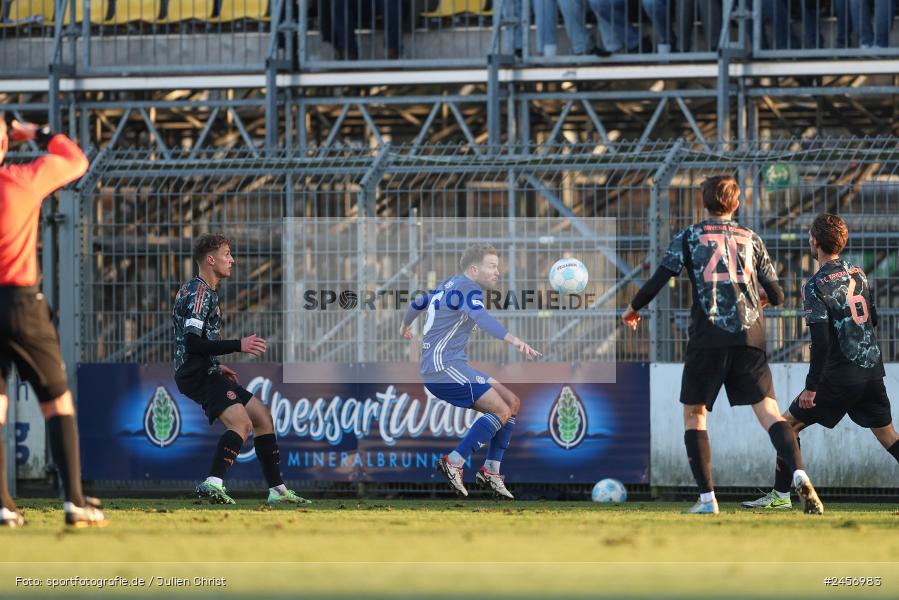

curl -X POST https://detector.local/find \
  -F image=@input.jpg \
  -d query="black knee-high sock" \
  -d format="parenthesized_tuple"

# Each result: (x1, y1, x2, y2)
(684, 429, 713, 493)
(210, 430, 244, 479)
(0, 425, 16, 511)
(46, 415, 85, 507)
(768, 422, 804, 485)
(888, 440, 899, 464)
(253, 433, 283, 488)
(773, 435, 800, 494)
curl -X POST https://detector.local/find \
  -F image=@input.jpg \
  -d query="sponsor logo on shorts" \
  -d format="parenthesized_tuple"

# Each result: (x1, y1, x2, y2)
(548, 385, 587, 450)
(226, 390, 237, 401)
(476, 376, 486, 384)
(143, 386, 181, 448)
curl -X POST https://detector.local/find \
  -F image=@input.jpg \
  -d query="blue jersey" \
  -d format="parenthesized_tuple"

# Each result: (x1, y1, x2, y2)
(407, 274, 508, 377)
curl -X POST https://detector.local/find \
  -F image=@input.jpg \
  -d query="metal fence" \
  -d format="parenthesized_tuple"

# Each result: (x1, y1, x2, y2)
(4, 0, 898, 77)
(59, 138, 899, 370)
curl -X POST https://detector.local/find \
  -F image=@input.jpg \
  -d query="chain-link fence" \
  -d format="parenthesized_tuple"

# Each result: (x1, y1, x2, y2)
(69, 139, 899, 369)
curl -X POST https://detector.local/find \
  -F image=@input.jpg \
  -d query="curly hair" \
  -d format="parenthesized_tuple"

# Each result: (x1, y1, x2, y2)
(192, 233, 232, 265)
(810, 213, 848, 255)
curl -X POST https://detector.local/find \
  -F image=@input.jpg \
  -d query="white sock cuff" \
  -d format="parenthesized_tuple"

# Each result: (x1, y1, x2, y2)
(482, 413, 503, 433)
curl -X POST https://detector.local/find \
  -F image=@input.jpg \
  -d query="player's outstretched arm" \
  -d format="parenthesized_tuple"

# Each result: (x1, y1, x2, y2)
(184, 333, 266, 357)
(239, 333, 267, 356)
(503, 332, 542, 360)
(621, 265, 676, 330)
(184, 334, 240, 356)
(12, 120, 89, 198)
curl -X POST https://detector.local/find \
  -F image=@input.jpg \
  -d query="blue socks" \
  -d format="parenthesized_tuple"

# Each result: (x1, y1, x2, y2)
(451, 413, 503, 464)
(485, 415, 516, 471)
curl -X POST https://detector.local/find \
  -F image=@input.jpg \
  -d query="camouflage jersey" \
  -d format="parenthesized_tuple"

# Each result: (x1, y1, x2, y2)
(661, 219, 779, 350)
(803, 258, 884, 384)
(172, 276, 224, 375)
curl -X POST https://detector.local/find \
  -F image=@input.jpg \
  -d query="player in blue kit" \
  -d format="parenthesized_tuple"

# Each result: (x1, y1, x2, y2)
(400, 244, 541, 499)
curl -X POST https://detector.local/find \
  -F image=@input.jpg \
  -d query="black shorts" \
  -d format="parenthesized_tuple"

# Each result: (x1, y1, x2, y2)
(680, 345, 774, 410)
(789, 377, 893, 429)
(0, 287, 68, 403)
(175, 368, 253, 424)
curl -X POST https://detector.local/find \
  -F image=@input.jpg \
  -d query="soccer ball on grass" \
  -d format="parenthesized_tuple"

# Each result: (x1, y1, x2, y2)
(591, 479, 627, 503)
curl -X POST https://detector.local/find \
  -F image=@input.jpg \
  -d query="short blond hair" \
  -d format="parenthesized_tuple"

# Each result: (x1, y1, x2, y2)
(459, 244, 498, 271)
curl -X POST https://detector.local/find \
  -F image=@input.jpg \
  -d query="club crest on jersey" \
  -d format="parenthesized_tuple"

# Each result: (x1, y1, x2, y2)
(548, 385, 587, 449)
(144, 386, 181, 448)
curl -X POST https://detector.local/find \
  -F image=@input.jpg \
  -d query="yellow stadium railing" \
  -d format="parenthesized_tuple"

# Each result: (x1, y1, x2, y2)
(207, 0, 268, 23)
(152, 0, 212, 24)
(421, 0, 489, 18)
(101, 0, 158, 24)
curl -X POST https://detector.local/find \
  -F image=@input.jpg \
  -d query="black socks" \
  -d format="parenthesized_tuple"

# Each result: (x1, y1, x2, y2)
(773, 433, 801, 494)
(684, 429, 713, 493)
(253, 433, 284, 488)
(768, 421, 804, 477)
(210, 430, 244, 479)
(47, 415, 86, 507)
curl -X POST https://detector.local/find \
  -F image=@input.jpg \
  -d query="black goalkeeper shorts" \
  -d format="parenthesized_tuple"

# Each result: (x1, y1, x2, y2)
(0, 286, 69, 403)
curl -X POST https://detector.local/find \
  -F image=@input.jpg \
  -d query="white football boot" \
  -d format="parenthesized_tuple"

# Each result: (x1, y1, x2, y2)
(436, 455, 468, 497)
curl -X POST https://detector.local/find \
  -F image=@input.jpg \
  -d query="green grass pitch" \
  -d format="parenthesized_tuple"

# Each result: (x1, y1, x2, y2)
(0, 499, 897, 599)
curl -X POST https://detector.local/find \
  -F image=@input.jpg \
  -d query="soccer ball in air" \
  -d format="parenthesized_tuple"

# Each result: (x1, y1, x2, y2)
(591, 479, 627, 503)
(549, 258, 588, 295)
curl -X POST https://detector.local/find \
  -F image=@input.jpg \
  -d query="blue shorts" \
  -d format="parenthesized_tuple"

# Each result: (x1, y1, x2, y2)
(423, 364, 492, 409)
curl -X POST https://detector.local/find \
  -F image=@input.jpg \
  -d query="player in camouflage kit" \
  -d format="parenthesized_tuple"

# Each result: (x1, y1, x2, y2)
(173, 234, 310, 506)
(621, 176, 823, 515)
(743, 214, 899, 510)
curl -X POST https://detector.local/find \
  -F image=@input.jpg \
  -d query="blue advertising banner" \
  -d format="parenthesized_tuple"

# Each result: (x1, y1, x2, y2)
(78, 363, 649, 484)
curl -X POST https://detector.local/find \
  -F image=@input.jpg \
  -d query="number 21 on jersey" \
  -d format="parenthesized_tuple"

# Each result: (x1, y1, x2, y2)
(698, 233, 755, 283)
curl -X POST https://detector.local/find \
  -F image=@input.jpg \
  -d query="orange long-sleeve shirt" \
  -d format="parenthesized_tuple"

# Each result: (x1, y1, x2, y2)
(0, 135, 89, 287)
